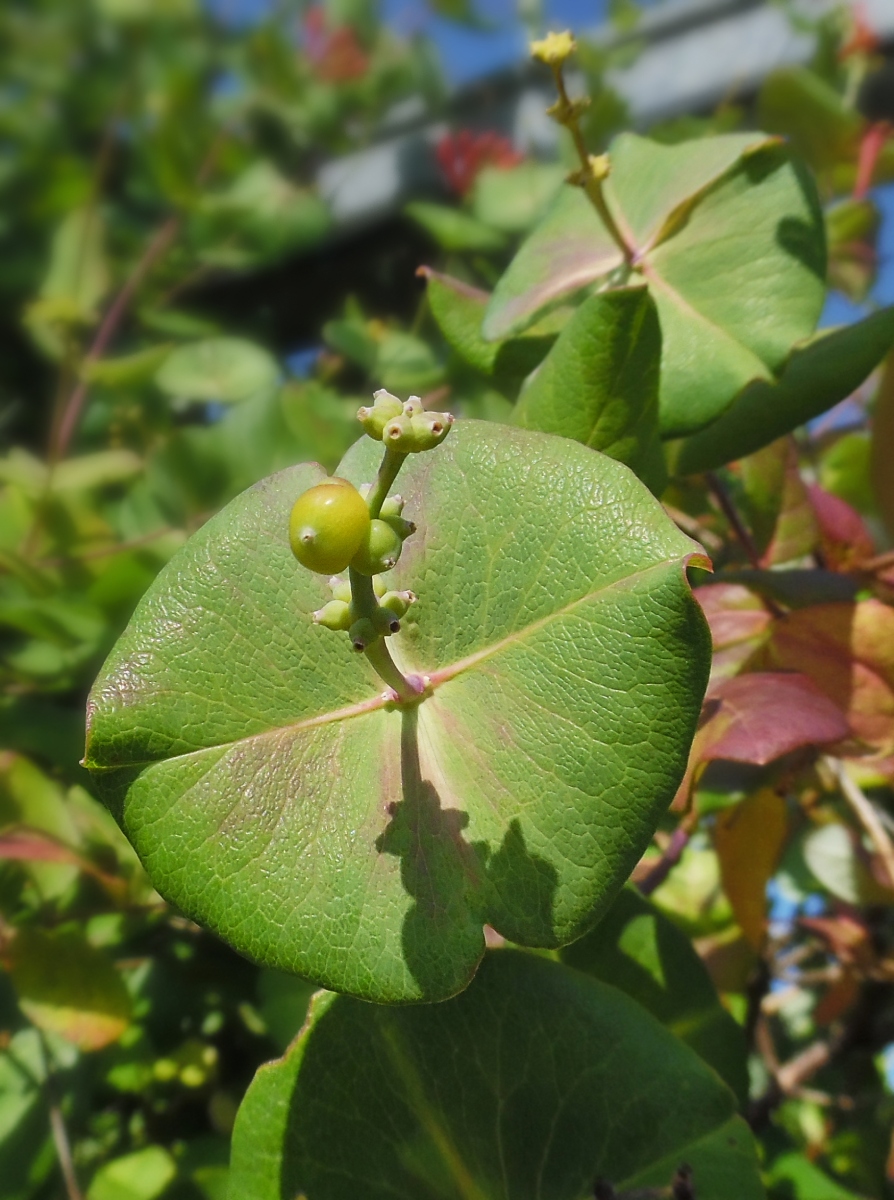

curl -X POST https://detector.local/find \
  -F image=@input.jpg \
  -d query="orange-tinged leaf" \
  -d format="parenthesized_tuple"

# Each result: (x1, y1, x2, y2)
(9, 928, 131, 1052)
(695, 583, 773, 684)
(715, 788, 788, 950)
(759, 600, 894, 751)
(807, 484, 874, 571)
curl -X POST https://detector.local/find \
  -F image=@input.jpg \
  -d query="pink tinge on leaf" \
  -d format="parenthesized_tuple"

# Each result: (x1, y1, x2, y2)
(759, 600, 894, 751)
(807, 483, 875, 571)
(694, 583, 774, 685)
(672, 671, 849, 811)
(435, 130, 524, 197)
(699, 672, 851, 766)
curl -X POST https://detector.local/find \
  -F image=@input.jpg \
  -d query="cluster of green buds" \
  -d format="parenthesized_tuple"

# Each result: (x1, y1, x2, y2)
(313, 574, 417, 652)
(288, 388, 453, 692)
(357, 389, 454, 453)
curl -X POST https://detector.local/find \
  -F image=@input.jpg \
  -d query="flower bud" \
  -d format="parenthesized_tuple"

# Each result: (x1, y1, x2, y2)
(382, 414, 416, 453)
(379, 494, 405, 519)
(372, 605, 401, 636)
(382, 514, 416, 541)
(530, 30, 575, 66)
(410, 411, 454, 450)
(357, 390, 404, 439)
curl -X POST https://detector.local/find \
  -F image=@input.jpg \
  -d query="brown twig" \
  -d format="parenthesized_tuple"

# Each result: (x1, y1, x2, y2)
(704, 470, 761, 569)
(637, 809, 699, 897)
(704, 470, 785, 617)
(38, 1033, 83, 1200)
(52, 132, 227, 461)
(52, 216, 179, 462)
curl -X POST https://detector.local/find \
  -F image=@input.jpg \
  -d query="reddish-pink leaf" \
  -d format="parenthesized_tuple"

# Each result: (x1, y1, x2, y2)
(672, 672, 848, 810)
(807, 484, 875, 571)
(695, 583, 774, 683)
(0, 828, 85, 866)
(698, 672, 850, 766)
(758, 600, 894, 750)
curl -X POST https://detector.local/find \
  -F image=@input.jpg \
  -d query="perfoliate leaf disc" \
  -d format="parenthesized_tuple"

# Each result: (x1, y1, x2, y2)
(85, 422, 710, 1002)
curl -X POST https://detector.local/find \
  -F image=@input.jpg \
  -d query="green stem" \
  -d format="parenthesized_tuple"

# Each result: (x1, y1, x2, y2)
(348, 446, 421, 704)
(549, 63, 632, 265)
(365, 638, 422, 703)
(366, 448, 407, 519)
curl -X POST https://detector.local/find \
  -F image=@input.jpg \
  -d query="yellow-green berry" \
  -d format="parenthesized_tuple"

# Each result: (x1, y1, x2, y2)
(289, 478, 371, 575)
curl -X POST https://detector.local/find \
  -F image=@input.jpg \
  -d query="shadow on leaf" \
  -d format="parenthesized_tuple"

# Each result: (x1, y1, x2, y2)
(375, 705, 559, 997)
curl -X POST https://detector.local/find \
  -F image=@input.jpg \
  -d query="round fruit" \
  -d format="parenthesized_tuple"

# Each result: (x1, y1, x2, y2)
(289, 478, 370, 575)
(350, 518, 404, 576)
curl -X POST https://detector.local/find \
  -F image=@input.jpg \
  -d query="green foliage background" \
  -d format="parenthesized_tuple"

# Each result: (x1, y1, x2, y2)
(4, 1, 894, 1198)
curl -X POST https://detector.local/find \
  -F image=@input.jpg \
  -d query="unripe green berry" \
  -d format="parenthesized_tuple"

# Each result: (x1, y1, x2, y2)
(313, 600, 352, 631)
(382, 410, 454, 454)
(351, 518, 403, 576)
(411, 411, 453, 449)
(349, 617, 379, 652)
(373, 574, 388, 597)
(289, 478, 370, 575)
(381, 589, 416, 619)
(379, 494, 405, 519)
(382, 414, 415, 452)
(328, 576, 352, 604)
(357, 390, 403, 439)
(372, 606, 401, 636)
(382, 513, 416, 541)
(402, 396, 423, 418)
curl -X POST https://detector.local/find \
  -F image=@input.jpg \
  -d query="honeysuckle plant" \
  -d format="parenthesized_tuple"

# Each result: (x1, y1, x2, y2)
(7, 10, 894, 1198)
(75, 25, 894, 1200)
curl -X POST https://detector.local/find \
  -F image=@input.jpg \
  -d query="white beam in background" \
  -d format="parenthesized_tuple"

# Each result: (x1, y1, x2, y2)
(317, 0, 894, 232)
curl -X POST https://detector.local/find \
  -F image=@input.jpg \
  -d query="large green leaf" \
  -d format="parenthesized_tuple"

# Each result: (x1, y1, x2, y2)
(675, 307, 894, 474)
(155, 338, 280, 405)
(559, 886, 749, 1107)
(485, 132, 825, 437)
(85, 422, 710, 1002)
(228, 951, 762, 1200)
(405, 203, 507, 254)
(512, 287, 665, 491)
(422, 268, 558, 380)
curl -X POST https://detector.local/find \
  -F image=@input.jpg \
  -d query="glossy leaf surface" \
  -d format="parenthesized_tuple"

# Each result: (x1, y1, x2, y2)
(85, 422, 710, 1002)
(228, 951, 762, 1200)
(559, 886, 749, 1106)
(486, 133, 825, 436)
(513, 287, 665, 490)
(676, 308, 894, 474)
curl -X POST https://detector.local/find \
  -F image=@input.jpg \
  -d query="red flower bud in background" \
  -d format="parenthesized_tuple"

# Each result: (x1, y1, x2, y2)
(303, 6, 369, 83)
(435, 129, 524, 196)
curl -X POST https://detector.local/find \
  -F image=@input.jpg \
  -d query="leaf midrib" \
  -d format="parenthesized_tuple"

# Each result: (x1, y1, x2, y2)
(87, 555, 690, 773)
